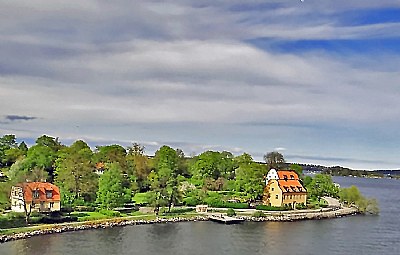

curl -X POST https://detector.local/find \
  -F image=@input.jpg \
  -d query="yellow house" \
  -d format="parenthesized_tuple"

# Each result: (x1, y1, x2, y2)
(263, 170, 307, 209)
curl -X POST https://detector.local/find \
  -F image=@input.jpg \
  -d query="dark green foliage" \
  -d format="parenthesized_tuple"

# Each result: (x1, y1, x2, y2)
(226, 208, 236, 217)
(295, 203, 307, 210)
(183, 196, 201, 206)
(0, 212, 27, 228)
(264, 151, 286, 170)
(206, 200, 249, 209)
(256, 205, 289, 211)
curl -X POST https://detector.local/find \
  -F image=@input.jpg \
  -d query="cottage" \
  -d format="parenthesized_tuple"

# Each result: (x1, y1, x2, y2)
(263, 170, 307, 209)
(10, 182, 61, 213)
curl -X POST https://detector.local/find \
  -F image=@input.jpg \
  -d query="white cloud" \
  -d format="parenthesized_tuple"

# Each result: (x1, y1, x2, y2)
(1, 0, 400, 169)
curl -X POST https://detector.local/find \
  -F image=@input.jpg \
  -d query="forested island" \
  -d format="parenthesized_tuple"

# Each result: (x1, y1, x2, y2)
(0, 134, 379, 235)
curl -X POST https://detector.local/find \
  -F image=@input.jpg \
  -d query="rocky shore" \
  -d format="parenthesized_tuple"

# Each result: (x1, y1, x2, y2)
(0, 207, 359, 244)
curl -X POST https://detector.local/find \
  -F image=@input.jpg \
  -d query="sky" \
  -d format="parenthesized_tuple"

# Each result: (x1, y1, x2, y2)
(1, 0, 400, 170)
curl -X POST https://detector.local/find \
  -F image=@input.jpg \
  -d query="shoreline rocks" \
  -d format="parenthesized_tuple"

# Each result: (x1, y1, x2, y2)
(0, 208, 359, 244)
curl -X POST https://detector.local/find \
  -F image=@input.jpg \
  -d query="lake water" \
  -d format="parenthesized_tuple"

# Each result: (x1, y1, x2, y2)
(1, 176, 399, 255)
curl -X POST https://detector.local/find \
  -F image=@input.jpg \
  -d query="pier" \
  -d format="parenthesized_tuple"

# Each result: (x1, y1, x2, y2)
(209, 214, 245, 224)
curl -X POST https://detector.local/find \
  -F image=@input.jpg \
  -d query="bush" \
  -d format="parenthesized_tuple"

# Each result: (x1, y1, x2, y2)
(0, 212, 26, 228)
(40, 215, 78, 224)
(205, 198, 249, 209)
(295, 203, 307, 210)
(252, 211, 265, 217)
(183, 197, 201, 206)
(226, 208, 236, 217)
(74, 205, 96, 212)
(256, 205, 288, 211)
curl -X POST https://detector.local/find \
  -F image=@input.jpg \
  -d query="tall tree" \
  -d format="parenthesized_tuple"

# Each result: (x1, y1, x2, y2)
(55, 140, 97, 205)
(94, 145, 128, 171)
(96, 163, 128, 210)
(264, 151, 286, 170)
(306, 174, 339, 199)
(0, 134, 18, 167)
(235, 154, 267, 202)
(126, 143, 150, 191)
(190, 151, 234, 180)
(150, 145, 180, 212)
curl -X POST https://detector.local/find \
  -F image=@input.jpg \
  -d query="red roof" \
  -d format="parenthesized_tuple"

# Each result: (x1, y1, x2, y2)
(18, 182, 60, 202)
(277, 170, 299, 180)
(277, 179, 306, 193)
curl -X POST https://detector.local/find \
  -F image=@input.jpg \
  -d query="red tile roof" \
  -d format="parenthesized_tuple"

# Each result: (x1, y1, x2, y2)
(18, 182, 60, 202)
(277, 179, 307, 193)
(277, 170, 299, 180)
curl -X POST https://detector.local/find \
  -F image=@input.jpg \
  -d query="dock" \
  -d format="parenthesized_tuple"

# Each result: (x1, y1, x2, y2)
(209, 214, 245, 224)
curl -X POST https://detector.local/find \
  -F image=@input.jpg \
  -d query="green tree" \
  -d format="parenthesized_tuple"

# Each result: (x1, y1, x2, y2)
(339, 185, 379, 214)
(190, 151, 235, 180)
(35, 135, 63, 151)
(306, 174, 339, 199)
(264, 151, 286, 170)
(235, 154, 267, 202)
(126, 143, 150, 192)
(94, 144, 127, 170)
(0, 134, 18, 167)
(96, 163, 128, 209)
(290, 164, 303, 177)
(21, 136, 62, 181)
(55, 140, 97, 205)
(150, 145, 180, 211)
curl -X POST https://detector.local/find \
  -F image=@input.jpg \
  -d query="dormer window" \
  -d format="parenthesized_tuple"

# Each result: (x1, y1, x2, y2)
(290, 175, 294, 179)
(46, 190, 53, 199)
(283, 175, 288, 180)
(33, 190, 39, 199)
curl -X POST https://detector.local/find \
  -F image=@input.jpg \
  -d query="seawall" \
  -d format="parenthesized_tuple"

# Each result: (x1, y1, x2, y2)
(0, 207, 359, 244)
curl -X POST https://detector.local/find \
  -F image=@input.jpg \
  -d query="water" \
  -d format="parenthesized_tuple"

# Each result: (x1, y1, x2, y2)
(1, 177, 399, 255)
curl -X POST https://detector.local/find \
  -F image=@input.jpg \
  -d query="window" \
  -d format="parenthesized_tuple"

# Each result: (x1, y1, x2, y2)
(275, 195, 279, 199)
(46, 190, 52, 199)
(271, 187, 274, 191)
(290, 175, 294, 179)
(33, 190, 39, 199)
(50, 202, 54, 208)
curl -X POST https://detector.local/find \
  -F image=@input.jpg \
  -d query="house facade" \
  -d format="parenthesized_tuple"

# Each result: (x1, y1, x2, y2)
(263, 170, 307, 208)
(10, 182, 61, 213)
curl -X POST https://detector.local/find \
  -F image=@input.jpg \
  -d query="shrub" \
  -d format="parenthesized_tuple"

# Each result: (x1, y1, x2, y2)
(252, 211, 265, 217)
(295, 203, 307, 210)
(183, 197, 201, 206)
(226, 208, 236, 217)
(255, 205, 288, 211)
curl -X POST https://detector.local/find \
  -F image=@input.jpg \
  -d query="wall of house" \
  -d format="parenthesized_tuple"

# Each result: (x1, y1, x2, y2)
(282, 193, 307, 208)
(10, 186, 25, 213)
(266, 169, 279, 183)
(264, 180, 283, 207)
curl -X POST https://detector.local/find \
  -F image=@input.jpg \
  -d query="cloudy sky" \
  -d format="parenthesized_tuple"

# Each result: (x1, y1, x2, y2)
(1, 0, 400, 170)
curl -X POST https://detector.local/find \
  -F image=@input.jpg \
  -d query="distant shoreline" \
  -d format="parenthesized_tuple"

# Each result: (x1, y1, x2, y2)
(0, 206, 359, 244)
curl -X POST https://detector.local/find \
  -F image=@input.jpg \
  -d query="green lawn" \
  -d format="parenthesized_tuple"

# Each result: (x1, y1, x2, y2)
(132, 192, 149, 204)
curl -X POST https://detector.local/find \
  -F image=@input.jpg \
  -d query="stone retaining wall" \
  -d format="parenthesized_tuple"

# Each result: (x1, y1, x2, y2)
(0, 207, 359, 244)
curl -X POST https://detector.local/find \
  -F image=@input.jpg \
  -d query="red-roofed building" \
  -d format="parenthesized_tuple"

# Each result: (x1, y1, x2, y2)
(263, 170, 307, 208)
(10, 182, 61, 213)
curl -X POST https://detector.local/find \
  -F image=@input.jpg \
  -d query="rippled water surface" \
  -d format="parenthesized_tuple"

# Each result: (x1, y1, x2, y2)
(1, 176, 399, 255)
